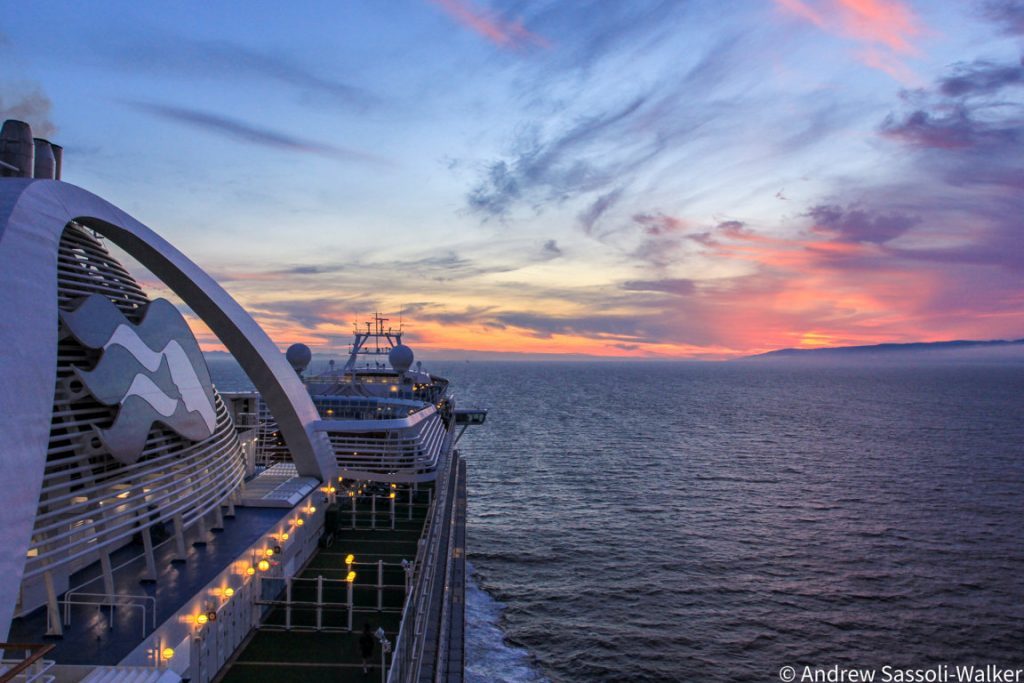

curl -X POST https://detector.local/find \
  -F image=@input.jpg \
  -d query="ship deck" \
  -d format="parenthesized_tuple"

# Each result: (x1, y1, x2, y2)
(216, 486, 433, 683)
(8, 506, 291, 666)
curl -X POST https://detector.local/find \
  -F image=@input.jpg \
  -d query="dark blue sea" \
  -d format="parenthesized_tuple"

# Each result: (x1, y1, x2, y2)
(209, 359, 1024, 682)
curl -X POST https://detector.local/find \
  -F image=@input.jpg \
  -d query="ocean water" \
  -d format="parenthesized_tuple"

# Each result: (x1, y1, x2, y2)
(209, 359, 1024, 682)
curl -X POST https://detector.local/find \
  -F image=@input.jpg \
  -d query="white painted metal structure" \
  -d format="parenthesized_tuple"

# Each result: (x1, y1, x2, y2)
(17, 223, 246, 614)
(313, 405, 451, 483)
(0, 178, 336, 638)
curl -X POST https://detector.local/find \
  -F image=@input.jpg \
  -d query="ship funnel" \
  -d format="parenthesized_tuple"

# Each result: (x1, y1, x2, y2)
(33, 138, 56, 179)
(0, 119, 35, 177)
(51, 143, 63, 180)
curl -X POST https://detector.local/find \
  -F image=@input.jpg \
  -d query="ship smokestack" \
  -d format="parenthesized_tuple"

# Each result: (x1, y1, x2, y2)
(50, 143, 63, 180)
(33, 138, 56, 179)
(0, 119, 35, 177)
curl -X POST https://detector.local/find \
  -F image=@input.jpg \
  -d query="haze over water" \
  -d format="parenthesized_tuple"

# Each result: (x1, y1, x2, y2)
(440, 360, 1024, 683)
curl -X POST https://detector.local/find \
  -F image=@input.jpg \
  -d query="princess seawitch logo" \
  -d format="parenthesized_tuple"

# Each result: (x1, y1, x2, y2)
(61, 294, 218, 464)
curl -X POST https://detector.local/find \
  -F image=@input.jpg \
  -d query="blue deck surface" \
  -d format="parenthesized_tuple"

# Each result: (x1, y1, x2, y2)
(9, 506, 289, 665)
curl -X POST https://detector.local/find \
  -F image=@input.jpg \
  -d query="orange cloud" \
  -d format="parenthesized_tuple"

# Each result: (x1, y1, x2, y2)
(430, 0, 548, 50)
(774, 0, 926, 83)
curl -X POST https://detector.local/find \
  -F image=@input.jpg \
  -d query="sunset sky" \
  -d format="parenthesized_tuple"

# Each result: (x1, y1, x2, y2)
(3, 1, 1023, 359)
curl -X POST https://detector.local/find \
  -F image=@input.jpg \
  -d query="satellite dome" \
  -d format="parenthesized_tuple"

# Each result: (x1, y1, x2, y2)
(389, 343, 414, 373)
(286, 343, 312, 374)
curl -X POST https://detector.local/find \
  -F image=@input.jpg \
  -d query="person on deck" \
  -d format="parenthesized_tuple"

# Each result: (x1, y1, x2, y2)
(360, 622, 375, 675)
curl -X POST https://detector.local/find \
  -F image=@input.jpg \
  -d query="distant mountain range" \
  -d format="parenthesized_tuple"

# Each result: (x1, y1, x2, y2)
(745, 338, 1024, 360)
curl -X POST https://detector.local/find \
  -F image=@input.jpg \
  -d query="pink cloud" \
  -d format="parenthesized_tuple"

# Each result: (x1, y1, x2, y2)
(774, 0, 926, 83)
(430, 0, 548, 50)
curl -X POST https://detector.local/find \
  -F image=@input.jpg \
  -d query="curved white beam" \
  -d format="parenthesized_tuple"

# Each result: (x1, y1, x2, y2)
(0, 179, 336, 637)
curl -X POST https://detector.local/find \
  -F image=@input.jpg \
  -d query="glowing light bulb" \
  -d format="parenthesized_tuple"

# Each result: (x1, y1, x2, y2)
(281, 532, 289, 541)
(246, 566, 255, 576)
(197, 614, 208, 625)
(161, 647, 174, 660)
(308, 506, 317, 514)
(224, 587, 235, 598)
(258, 559, 270, 571)
(346, 570, 357, 583)
(345, 553, 355, 567)
(296, 518, 305, 526)
(264, 548, 274, 558)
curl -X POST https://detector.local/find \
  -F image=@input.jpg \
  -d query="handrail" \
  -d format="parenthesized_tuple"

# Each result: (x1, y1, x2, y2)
(387, 431, 459, 682)
(61, 590, 156, 633)
(0, 643, 54, 683)
(433, 457, 465, 682)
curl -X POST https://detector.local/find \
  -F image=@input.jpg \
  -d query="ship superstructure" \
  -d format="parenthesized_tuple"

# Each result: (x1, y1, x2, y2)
(0, 118, 484, 683)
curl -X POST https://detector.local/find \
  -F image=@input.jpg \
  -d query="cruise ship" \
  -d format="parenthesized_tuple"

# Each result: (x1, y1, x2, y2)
(0, 119, 485, 682)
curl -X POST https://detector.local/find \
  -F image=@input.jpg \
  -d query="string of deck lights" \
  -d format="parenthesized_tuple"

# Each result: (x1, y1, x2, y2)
(172, 480, 416, 657)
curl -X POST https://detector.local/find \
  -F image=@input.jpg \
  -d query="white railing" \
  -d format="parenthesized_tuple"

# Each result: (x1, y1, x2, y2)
(386, 442, 459, 683)
(0, 643, 56, 683)
(432, 457, 465, 682)
(56, 591, 156, 639)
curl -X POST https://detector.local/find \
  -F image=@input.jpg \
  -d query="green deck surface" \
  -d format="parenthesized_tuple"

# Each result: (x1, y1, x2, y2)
(216, 488, 431, 683)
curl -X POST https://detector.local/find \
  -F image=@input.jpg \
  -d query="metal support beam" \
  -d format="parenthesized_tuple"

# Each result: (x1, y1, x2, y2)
(194, 514, 208, 546)
(140, 525, 157, 583)
(172, 514, 187, 562)
(99, 550, 115, 614)
(43, 571, 62, 637)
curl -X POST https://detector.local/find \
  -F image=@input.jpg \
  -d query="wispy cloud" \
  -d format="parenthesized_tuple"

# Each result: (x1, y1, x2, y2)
(430, 0, 548, 50)
(807, 204, 919, 244)
(127, 102, 387, 164)
(981, 0, 1024, 36)
(621, 278, 696, 296)
(541, 239, 563, 258)
(938, 58, 1024, 97)
(113, 37, 379, 111)
(465, 37, 742, 220)
(773, 0, 926, 82)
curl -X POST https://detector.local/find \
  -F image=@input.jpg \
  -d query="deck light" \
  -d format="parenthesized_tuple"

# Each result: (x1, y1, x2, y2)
(161, 647, 174, 660)
(296, 518, 305, 527)
(224, 587, 235, 597)
(264, 548, 274, 557)
(281, 532, 289, 541)
(345, 553, 355, 566)
(246, 566, 255, 576)
(327, 486, 336, 494)
(346, 570, 357, 583)
(389, 492, 396, 499)
(197, 614, 208, 625)
(308, 505, 317, 514)
(258, 559, 270, 571)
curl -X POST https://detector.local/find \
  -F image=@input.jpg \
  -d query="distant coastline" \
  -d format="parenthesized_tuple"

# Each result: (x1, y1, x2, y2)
(743, 338, 1024, 361)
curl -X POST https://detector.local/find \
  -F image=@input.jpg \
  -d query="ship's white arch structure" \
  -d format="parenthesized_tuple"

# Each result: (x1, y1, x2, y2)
(0, 178, 336, 637)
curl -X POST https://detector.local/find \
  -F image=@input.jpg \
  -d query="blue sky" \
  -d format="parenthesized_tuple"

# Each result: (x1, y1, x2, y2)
(3, 1, 1023, 357)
